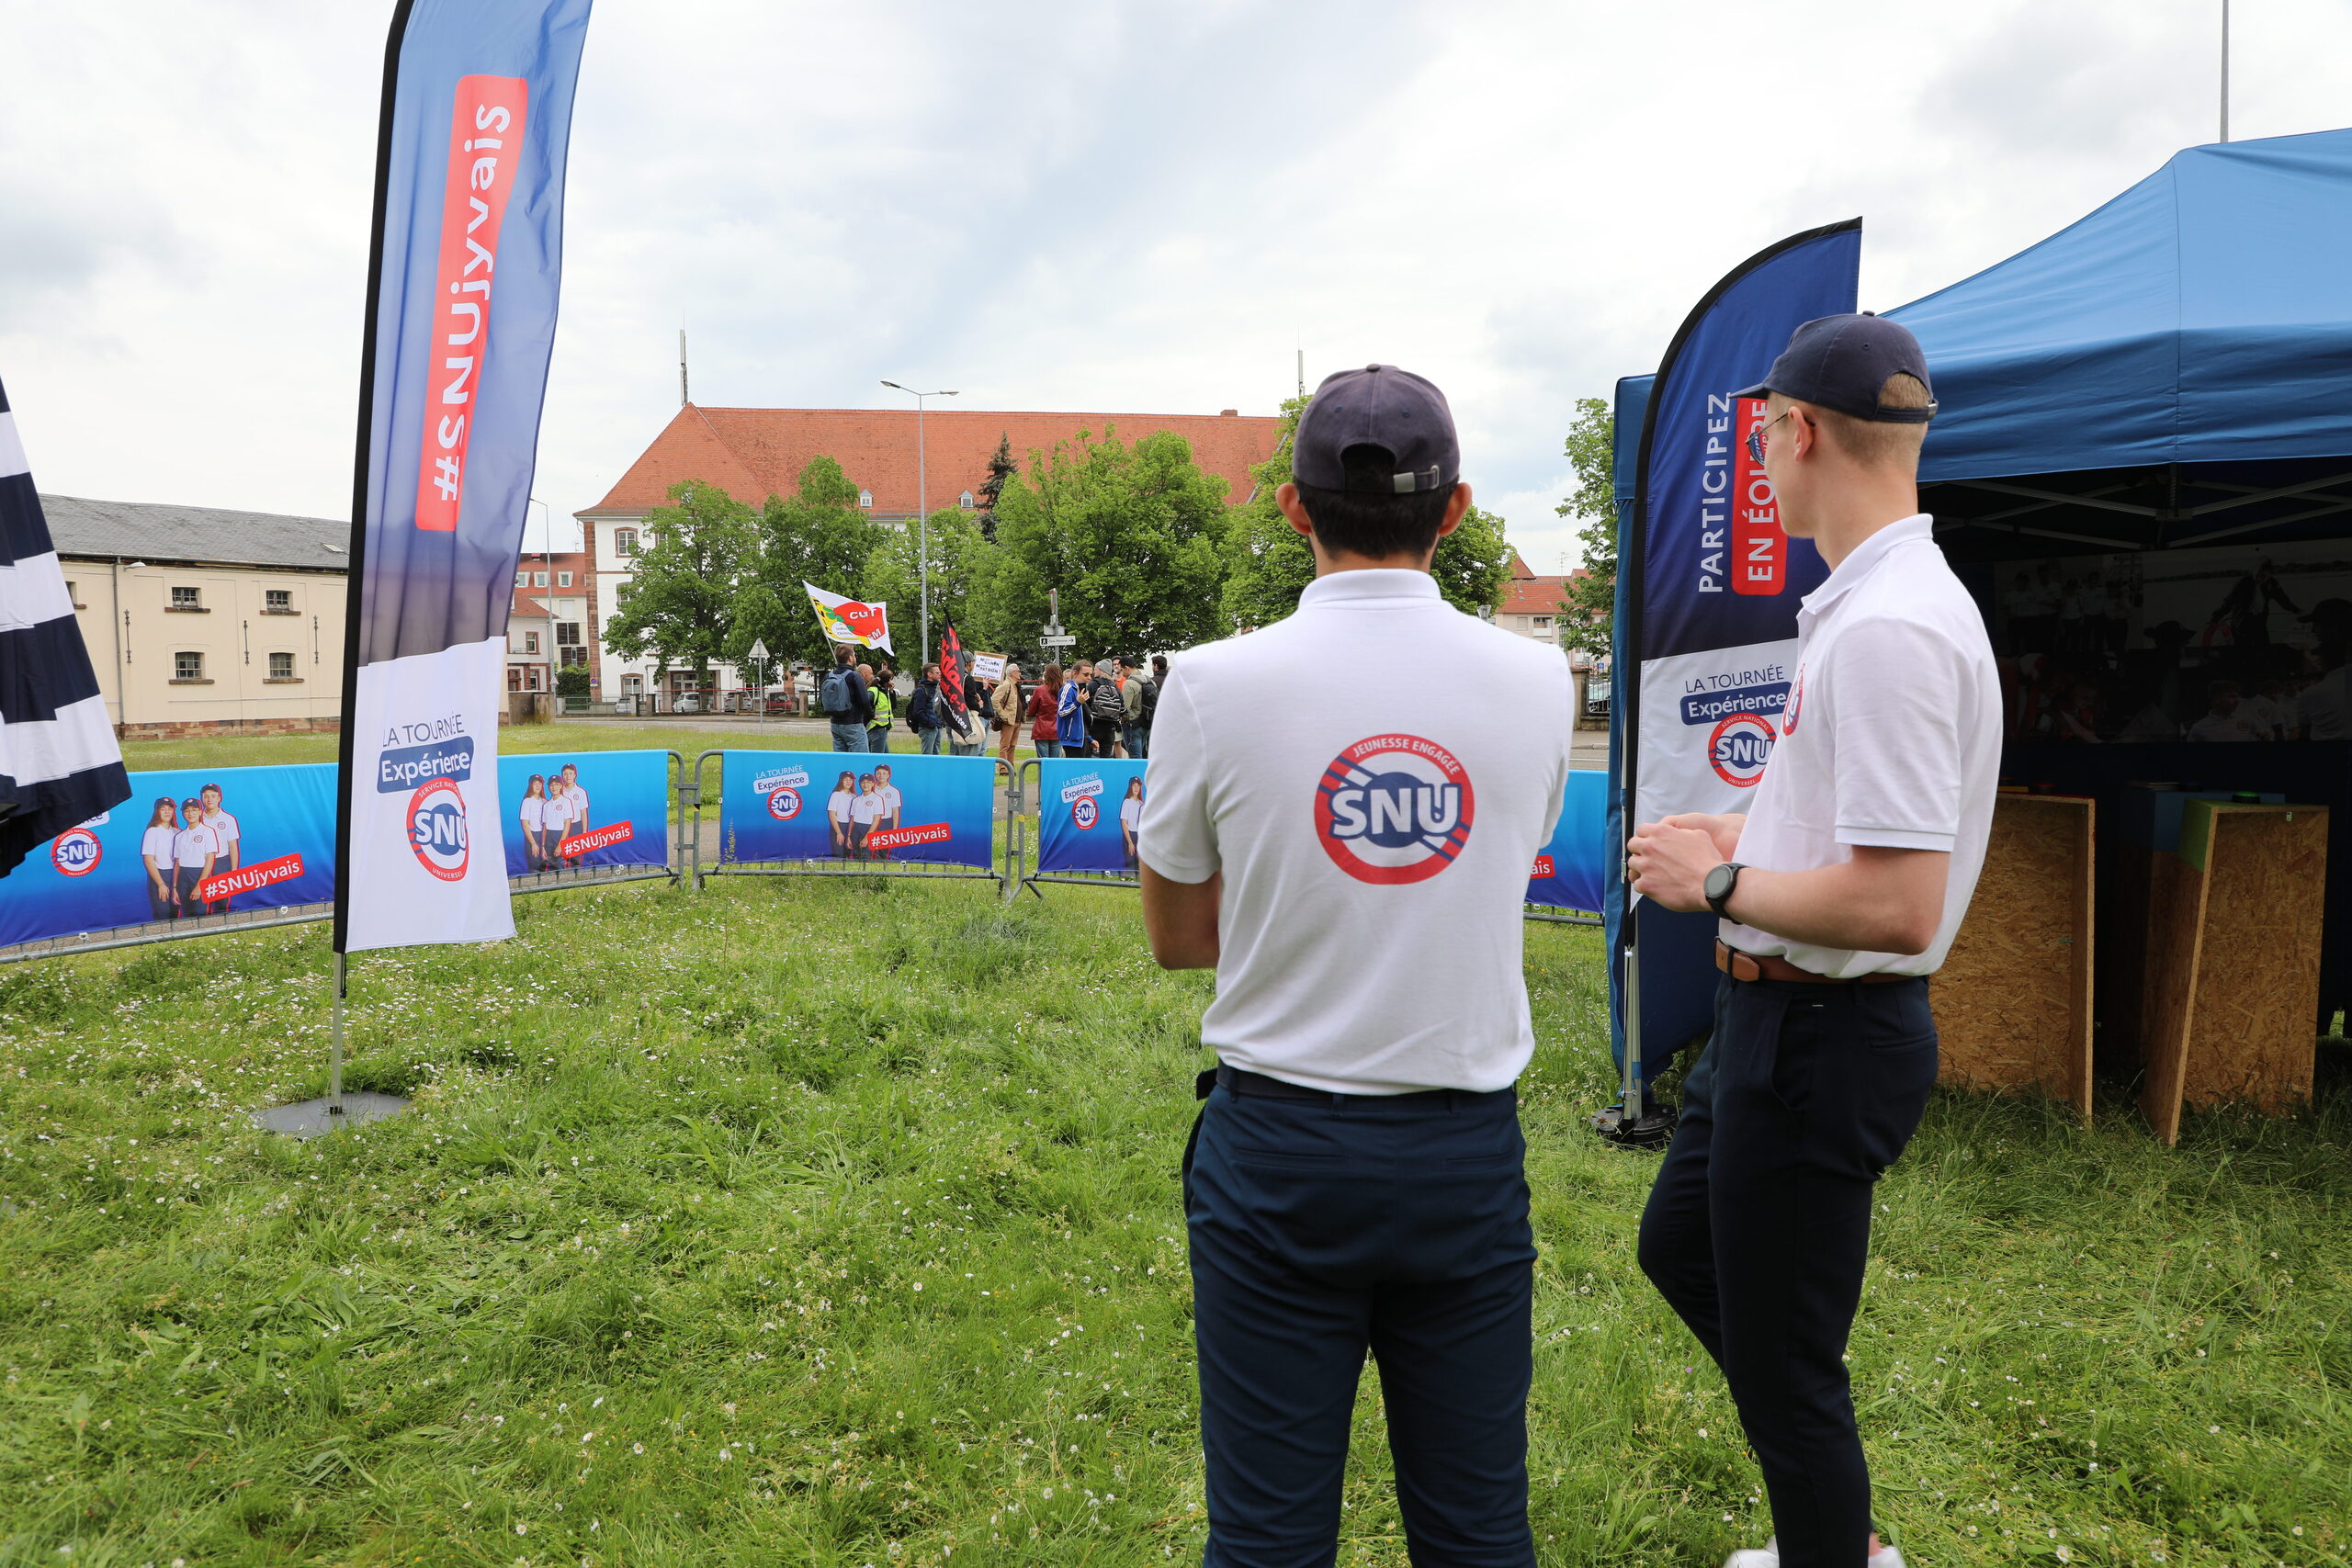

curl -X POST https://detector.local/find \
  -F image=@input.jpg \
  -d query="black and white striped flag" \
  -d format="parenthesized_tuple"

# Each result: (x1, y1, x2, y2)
(0, 376, 130, 878)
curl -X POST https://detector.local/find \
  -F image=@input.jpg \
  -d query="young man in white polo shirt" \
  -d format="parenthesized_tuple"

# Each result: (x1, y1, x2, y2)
(1627, 315, 1999, 1568)
(1139, 364, 1575, 1568)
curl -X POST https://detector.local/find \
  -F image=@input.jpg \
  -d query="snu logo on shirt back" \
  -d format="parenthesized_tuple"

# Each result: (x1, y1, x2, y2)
(1313, 734, 1475, 886)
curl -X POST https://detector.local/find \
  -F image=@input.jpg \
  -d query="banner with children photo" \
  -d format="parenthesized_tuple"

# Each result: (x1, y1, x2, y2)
(0, 763, 338, 949)
(1035, 759, 1148, 874)
(496, 750, 672, 875)
(716, 751, 995, 869)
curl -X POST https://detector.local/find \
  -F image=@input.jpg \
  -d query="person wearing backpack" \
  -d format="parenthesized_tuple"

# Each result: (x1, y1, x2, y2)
(865, 662, 895, 753)
(1029, 663, 1064, 758)
(1119, 655, 1150, 760)
(1134, 653, 1166, 760)
(1088, 658, 1128, 758)
(910, 663, 945, 755)
(820, 644, 870, 752)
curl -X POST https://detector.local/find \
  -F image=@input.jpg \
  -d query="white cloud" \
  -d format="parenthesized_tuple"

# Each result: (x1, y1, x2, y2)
(6, 0, 2352, 568)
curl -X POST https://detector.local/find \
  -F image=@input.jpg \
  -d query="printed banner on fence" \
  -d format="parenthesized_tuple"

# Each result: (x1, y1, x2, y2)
(717, 750, 993, 869)
(336, 0, 593, 956)
(0, 763, 338, 949)
(1035, 759, 1148, 874)
(497, 750, 669, 875)
(1524, 770, 1609, 914)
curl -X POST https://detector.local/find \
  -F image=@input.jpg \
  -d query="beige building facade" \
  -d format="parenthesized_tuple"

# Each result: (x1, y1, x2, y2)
(46, 495, 348, 739)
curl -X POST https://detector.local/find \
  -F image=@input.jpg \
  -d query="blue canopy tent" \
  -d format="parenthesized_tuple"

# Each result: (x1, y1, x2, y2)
(1608, 128, 2352, 1085)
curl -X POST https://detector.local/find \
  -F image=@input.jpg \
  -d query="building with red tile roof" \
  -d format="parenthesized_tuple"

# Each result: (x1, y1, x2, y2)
(573, 402, 1283, 706)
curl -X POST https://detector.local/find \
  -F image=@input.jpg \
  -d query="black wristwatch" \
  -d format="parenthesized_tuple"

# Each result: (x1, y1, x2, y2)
(1703, 862, 1747, 919)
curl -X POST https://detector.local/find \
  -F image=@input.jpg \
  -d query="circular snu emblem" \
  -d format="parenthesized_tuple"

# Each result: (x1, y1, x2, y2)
(767, 786, 802, 822)
(51, 828, 102, 877)
(1782, 666, 1805, 736)
(1312, 734, 1474, 886)
(405, 776, 471, 883)
(1071, 795, 1099, 830)
(1707, 713, 1778, 788)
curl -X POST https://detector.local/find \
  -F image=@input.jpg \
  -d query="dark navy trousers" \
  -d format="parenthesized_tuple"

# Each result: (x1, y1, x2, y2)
(1637, 975, 1939, 1568)
(1184, 1076, 1537, 1568)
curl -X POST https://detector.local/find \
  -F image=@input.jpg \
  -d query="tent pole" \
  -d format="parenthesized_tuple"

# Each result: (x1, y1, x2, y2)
(2220, 0, 2230, 143)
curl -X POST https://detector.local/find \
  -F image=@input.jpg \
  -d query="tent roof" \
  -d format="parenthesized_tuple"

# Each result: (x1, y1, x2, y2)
(1892, 129, 2352, 482)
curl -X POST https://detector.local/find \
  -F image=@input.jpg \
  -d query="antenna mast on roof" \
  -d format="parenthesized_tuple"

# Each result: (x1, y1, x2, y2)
(2220, 0, 2230, 143)
(1296, 344, 1305, 399)
(679, 329, 690, 406)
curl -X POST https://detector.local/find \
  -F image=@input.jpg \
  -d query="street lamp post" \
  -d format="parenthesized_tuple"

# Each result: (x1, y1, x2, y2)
(881, 380, 957, 665)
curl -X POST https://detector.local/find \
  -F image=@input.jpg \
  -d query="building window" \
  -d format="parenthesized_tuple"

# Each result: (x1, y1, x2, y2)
(560, 646, 589, 668)
(1532, 615, 1551, 627)
(556, 621, 582, 647)
(266, 588, 293, 613)
(268, 650, 295, 680)
(613, 527, 639, 558)
(523, 631, 541, 653)
(174, 650, 204, 681)
(959, 491, 975, 509)
(557, 570, 573, 588)
(170, 585, 202, 611)
(529, 570, 546, 587)
(857, 490, 874, 509)
(514, 570, 528, 588)
(65, 580, 81, 607)
(615, 581, 634, 605)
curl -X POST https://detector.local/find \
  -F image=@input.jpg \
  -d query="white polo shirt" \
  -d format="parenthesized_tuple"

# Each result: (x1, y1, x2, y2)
(1138, 569, 1576, 1094)
(1718, 514, 2001, 978)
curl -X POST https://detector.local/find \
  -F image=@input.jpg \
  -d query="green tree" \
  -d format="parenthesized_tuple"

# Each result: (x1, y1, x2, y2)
(861, 504, 994, 660)
(1221, 393, 1516, 628)
(974, 434, 1017, 544)
(727, 457, 888, 670)
(1555, 396, 1617, 660)
(978, 427, 1229, 660)
(601, 480, 756, 692)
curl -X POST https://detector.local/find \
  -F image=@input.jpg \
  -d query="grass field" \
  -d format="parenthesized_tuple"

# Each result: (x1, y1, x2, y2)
(1, 749, 2348, 1565)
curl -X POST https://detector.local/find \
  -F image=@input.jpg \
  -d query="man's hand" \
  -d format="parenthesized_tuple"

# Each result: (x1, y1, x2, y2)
(1657, 811, 1744, 863)
(1626, 819, 1724, 913)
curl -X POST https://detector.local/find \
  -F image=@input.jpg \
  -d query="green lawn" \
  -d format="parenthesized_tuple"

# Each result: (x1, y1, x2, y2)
(0, 801, 2346, 1563)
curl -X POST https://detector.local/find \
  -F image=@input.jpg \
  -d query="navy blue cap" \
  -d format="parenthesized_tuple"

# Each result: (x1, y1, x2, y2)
(1734, 312, 1938, 423)
(1294, 364, 1461, 494)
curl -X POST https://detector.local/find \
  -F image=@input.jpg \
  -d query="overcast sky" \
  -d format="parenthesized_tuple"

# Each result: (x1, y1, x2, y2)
(6, 1, 2351, 570)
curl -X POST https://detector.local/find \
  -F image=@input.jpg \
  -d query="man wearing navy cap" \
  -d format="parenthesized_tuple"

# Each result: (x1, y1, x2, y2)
(1627, 315, 2000, 1568)
(1139, 366, 1575, 1567)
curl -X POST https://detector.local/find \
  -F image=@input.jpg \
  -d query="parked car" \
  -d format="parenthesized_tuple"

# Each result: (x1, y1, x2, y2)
(673, 694, 702, 715)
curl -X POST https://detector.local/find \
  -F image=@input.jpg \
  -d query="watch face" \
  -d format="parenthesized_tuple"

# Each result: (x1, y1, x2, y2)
(1704, 863, 1736, 902)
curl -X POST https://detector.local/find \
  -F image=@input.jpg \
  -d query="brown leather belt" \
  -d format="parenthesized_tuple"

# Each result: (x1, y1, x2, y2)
(1715, 940, 1915, 986)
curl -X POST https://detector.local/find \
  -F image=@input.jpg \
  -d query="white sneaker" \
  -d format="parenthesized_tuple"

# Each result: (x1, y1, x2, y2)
(1722, 1537, 1905, 1568)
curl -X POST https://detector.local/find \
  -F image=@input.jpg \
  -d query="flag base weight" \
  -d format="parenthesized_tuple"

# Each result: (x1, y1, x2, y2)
(254, 1091, 409, 1139)
(1589, 1099, 1678, 1151)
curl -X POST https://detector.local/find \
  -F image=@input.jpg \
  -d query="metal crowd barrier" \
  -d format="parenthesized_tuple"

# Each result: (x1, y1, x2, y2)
(689, 750, 1009, 894)
(1008, 757, 1136, 899)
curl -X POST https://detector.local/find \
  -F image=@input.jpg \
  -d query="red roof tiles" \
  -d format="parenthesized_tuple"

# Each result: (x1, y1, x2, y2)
(580, 404, 1285, 517)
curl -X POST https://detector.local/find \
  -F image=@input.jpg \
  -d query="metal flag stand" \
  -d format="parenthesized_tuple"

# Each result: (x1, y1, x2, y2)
(252, 952, 409, 1138)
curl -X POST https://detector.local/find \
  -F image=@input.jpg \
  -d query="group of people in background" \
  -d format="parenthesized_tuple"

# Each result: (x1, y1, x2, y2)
(138, 781, 240, 920)
(516, 761, 593, 871)
(1023, 654, 1161, 760)
(824, 641, 1164, 762)
(823, 763, 905, 859)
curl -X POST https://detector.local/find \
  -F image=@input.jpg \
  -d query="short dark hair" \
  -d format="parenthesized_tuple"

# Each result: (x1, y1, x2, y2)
(834, 643, 854, 663)
(1293, 445, 1453, 559)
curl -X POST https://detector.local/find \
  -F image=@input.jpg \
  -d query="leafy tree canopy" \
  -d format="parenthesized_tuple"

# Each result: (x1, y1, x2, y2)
(862, 504, 991, 664)
(602, 479, 757, 682)
(727, 457, 887, 670)
(979, 427, 1229, 662)
(1555, 396, 1617, 660)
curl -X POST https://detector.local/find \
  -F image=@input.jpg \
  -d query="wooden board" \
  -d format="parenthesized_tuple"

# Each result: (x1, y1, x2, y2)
(2139, 803, 2327, 1145)
(1936, 795, 2095, 1118)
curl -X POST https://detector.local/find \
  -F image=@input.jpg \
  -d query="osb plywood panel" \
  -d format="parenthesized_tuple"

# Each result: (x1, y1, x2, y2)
(2183, 809, 2326, 1116)
(2141, 804, 2326, 1144)
(1937, 795, 2094, 1117)
(2138, 852, 2209, 1145)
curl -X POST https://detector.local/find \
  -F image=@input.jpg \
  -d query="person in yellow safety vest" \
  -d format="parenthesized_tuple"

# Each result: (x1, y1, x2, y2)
(865, 662, 896, 753)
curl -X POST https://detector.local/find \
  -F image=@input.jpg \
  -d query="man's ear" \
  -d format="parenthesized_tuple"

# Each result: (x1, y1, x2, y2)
(1276, 481, 1314, 540)
(1434, 481, 1473, 538)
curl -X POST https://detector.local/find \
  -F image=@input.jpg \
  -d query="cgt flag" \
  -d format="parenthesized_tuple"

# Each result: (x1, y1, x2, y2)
(806, 581, 893, 654)
(1608, 219, 1860, 1082)
(334, 0, 593, 954)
